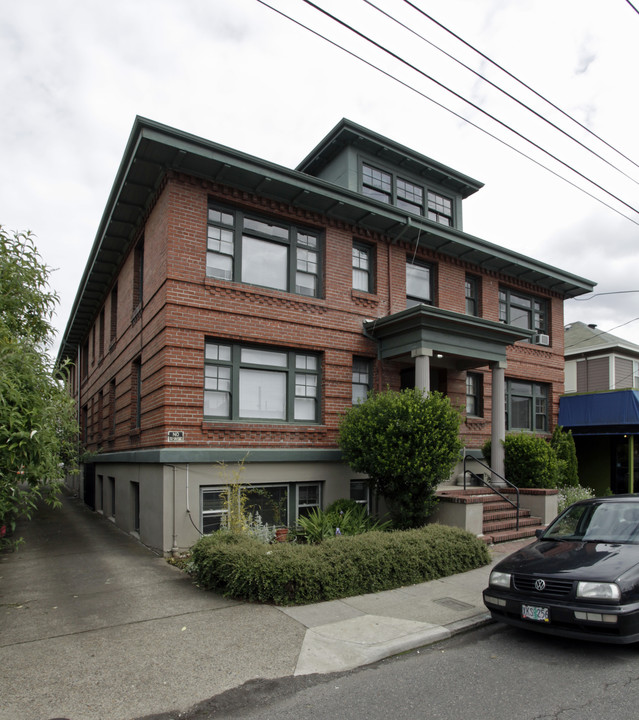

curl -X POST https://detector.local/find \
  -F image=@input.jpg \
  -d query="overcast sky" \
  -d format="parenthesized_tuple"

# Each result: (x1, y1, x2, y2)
(3, 0, 639, 357)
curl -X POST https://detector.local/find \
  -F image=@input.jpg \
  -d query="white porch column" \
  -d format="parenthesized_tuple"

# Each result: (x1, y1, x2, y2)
(411, 347, 433, 394)
(491, 361, 507, 482)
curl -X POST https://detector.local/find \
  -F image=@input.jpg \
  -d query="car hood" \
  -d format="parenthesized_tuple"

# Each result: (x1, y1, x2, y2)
(494, 540, 639, 582)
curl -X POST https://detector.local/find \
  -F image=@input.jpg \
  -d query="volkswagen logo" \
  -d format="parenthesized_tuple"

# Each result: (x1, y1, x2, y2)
(534, 579, 546, 591)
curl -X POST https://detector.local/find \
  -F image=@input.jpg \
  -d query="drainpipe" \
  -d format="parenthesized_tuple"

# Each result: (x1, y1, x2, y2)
(171, 465, 178, 556)
(630, 436, 635, 494)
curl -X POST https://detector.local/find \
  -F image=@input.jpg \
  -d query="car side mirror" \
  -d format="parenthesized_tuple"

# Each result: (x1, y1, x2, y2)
(535, 528, 544, 538)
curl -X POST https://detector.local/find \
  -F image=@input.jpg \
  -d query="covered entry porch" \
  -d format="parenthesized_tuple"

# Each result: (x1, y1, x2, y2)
(364, 304, 533, 480)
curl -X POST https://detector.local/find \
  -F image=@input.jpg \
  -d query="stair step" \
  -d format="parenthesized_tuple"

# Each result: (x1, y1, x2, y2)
(483, 526, 543, 544)
(483, 516, 542, 533)
(483, 508, 531, 522)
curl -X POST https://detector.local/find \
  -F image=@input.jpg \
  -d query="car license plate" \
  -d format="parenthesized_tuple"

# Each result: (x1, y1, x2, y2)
(521, 604, 549, 623)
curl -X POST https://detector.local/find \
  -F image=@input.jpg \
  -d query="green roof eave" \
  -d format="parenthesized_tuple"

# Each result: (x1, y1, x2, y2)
(365, 305, 534, 363)
(56, 117, 596, 365)
(296, 118, 485, 199)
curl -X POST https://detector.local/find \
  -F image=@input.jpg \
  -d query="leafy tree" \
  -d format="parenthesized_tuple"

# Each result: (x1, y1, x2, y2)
(338, 388, 463, 529)
(0, 227, 78, 549)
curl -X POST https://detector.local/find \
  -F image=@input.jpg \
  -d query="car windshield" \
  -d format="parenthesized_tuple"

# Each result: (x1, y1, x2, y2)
(543, 501, 639, 544)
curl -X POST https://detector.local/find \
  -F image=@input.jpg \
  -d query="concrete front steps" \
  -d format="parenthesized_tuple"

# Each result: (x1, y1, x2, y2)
(437, 487, 545, 544)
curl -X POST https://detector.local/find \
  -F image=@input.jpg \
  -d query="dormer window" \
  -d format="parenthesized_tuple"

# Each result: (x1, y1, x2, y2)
(362, 164, 392, 204)
(427, 192, 452, 226)
(361, 162, 453, 226)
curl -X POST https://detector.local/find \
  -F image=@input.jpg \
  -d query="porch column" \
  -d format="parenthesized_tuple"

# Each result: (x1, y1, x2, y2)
(491, 361, 507, 483)
(411, 347, 433, 394)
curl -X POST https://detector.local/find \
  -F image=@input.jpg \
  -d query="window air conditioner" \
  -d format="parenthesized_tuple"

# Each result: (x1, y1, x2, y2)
(533, 333, 550, 346)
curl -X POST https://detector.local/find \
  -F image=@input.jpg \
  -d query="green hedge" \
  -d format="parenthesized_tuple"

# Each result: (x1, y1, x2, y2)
(190, 524, 491, 606)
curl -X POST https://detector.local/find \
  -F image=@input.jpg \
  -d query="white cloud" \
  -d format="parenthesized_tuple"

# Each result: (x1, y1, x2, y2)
(3, 0, 639, 353)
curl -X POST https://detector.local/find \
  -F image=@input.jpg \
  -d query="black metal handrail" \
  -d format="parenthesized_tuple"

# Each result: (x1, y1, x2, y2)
(463, 455, 520, 531)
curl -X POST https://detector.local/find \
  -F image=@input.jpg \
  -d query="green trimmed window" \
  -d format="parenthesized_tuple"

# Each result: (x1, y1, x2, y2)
(204, 341, 320, 422)
(506, 380, 548, 432)
(499, 287, 547, 333)
(406, 260, 433, 308)
(207, 203, 320, 297)
(361, 163, 453, 225)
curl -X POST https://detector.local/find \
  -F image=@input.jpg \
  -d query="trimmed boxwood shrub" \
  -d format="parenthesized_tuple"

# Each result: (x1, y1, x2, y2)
(483, 434, 559, 489)
(190, 525, 491, 606)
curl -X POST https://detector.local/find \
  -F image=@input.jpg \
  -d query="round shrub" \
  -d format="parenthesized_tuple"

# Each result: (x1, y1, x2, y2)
(503, 433, 559, 488)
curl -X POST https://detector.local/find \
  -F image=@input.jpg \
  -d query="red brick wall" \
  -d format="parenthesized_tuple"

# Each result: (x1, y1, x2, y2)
(75, 172, 566, 455)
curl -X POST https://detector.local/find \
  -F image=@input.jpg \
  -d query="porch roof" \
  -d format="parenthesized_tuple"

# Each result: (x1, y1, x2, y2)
(364, 305, 533, 367)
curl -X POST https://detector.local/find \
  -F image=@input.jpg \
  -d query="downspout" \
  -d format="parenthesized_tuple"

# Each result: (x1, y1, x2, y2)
(629, 436, 635, 494)
(171, 465, 178, 556)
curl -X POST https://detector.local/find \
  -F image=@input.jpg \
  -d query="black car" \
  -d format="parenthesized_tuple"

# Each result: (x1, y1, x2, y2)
(483, 495, 639, 644)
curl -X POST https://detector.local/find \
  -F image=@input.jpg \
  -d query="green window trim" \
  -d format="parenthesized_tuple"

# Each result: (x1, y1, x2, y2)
(499, 287, 547, 335)
(204, 341, 321, 423)
(207, 201, 321, 298)
(505, 379, 549, 432)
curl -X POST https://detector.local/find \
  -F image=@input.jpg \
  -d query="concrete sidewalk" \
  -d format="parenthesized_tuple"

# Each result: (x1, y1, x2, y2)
(0, 493, 527, 720)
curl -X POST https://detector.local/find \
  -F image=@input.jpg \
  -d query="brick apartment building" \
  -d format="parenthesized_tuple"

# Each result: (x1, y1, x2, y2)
(58, 117, 594, 554)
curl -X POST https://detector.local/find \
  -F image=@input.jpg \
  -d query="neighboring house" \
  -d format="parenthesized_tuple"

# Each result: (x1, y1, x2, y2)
(58, 117, 594, 554)
(560, 321, 639, 495)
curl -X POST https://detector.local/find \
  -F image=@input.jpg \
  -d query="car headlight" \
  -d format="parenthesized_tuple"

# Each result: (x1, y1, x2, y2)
(489, 570, 512, 589)
(576, 581, 621, 601)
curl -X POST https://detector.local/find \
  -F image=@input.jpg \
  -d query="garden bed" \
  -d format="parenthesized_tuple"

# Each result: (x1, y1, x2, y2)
(190, 524, 491, 606)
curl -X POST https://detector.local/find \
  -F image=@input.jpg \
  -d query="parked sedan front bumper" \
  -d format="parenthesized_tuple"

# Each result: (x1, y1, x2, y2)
(483, 588, 639, 644)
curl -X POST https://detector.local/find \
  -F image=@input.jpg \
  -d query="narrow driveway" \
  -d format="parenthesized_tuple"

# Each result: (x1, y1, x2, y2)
(0, 493, 305, 720)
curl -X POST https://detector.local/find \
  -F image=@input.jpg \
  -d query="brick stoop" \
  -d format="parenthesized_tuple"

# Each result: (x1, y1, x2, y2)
(437, 488, 544, 544)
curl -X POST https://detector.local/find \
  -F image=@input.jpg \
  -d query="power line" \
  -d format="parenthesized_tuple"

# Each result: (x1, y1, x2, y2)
(564, 316, 639, 349)
(365, 0, 639, 189)
(298, 0, 639, 217)
(404, 0, 639, 174)
(572, 290, 639, 302)
(626, 0, 639, 17)
(255, 0, 639, 225)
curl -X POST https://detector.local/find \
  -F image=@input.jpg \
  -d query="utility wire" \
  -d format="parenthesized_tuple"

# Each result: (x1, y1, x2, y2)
(365, 0, 639, 188)
(298, 0, 639, 217)
(564, 316, 639, 349)
(626, 0, 639, 16)
(572, 290, 639, 302)
(254, 0, 639, 225)
(404, 0, 639, 173)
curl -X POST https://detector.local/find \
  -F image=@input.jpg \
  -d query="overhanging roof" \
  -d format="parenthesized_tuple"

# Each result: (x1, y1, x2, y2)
(297, 118, 484, 199)
(365, 305, 533, 365)
(57, 117, 596, 364)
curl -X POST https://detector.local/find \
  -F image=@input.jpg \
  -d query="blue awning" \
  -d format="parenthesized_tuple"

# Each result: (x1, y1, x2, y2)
(559, 390, 639, 435)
